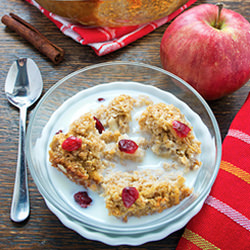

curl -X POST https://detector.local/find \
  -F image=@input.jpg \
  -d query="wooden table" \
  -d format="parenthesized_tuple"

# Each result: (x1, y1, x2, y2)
(0, 0, 249, 249)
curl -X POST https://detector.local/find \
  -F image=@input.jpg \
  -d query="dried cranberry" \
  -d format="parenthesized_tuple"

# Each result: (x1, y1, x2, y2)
(172, 120, 191, 138)
(97, 97, 105, 102)
(55, 129, 63, 134)
(118, 139, 138, 154)
(74, 191, 92, 208)
(122, 187, 139, 208)
(62, 136, 82, 151)
(94, 116, 105, 134)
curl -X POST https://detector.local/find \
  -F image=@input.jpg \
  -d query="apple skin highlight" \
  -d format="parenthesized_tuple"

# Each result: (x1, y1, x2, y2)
(160, 4, 250, 101)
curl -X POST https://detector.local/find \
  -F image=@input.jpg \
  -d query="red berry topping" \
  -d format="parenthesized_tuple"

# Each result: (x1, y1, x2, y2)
(122, 187, 139, 208)
(118, 139, 138, 154)
(74, 191, 92, 208)
(56, 129, 63, 134)
(94, 116, 105, 134)
(172, 120, 191, 138)
(62, 136, 82, 151)
(97, 97, 105, 102)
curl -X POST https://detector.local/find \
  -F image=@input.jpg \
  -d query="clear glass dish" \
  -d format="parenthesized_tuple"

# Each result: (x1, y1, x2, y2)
(26, 61, 221, 237)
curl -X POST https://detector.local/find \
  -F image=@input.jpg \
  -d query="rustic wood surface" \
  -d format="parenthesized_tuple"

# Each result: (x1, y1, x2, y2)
(0, 0, 249, 249)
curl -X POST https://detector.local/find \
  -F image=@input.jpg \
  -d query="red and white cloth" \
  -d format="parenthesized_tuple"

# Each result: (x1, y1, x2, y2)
(177, 94, 250, 250)
(25, 0, 197, 56)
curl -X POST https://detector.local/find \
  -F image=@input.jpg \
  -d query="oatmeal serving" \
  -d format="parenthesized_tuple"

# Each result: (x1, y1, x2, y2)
(49, 94, 201, 222)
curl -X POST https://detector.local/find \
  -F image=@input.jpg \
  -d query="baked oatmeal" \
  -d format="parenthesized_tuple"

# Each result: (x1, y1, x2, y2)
(138, 103, 201, 170)
(49, 112, 106, 190)
(49, 94, 201, 221)
(102, 170, 192, 222)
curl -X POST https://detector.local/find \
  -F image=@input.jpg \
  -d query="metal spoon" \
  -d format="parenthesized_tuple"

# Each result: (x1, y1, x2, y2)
(5, 58, 43, 222)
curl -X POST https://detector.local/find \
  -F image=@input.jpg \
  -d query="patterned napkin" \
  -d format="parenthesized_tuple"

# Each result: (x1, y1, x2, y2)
(25, 0, 197, 56)
(177, 94, 250, 249)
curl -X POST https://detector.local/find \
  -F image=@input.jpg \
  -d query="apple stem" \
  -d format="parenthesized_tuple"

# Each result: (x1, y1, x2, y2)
(215, 2, 224, 29)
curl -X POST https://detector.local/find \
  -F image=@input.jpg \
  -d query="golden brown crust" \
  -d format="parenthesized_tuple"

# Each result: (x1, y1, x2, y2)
(35, 0, 190, 27)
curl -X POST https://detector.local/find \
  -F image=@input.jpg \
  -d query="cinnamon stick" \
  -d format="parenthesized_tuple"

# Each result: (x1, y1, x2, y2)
(1, 13, 64, 64)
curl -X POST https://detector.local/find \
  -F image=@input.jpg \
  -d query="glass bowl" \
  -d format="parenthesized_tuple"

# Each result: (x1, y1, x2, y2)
(35, 0, 190, 27)
(26, 61, 221, 244)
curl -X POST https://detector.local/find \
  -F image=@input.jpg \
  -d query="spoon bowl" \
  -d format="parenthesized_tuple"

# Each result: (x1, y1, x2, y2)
(5, 58, 43, 222)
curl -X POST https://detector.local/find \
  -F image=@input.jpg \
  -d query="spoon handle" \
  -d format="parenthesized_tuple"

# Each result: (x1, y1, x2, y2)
(10, 106, 30, 222)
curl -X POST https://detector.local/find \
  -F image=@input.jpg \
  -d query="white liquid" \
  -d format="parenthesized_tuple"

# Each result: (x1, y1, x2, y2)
(36, 82, 214, 226)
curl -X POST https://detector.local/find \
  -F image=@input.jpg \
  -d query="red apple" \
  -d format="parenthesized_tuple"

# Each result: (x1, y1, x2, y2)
(160, 3, 250, 100)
